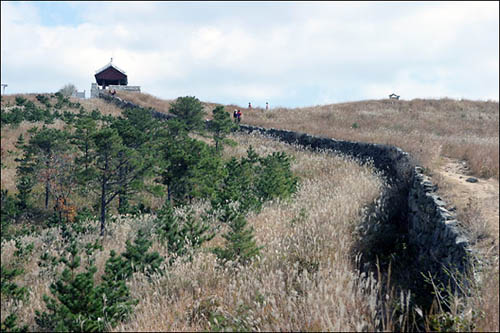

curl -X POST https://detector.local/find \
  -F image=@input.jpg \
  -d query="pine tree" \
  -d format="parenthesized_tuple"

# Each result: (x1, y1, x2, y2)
(160, 135, 222, 204)
(122, 229, 164, 277)
(154, 203, 214, 263)
(71, 114, 97, 174)
(35, 241, 137, 332)
(25, 126, 69, 209)
(35, 241, 104, 332)
(213, 214, 262, 266)
(255, 151, 298, 202)
(88, 127, 124, 235)
(14, 134, 36, 212)
(211, 154, 260, 221)
(98, 251, 138, 326)
(111, 108, 158, 213)
(210, 105, 235, 152)
(155, 202, 186, 261)
(180, 208, 215, 250)
(168, 96, 205, 133)
(85, 125, 152, 235)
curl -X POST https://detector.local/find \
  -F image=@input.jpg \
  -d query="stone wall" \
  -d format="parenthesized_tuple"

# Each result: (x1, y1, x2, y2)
(408, 166, 471, 284)
(237, 124, 473, 289)
(72, 90, 85, 99)
(99, 93, 473, 290)
(98, 91, 174, 121)
(108, 85, 141, 92)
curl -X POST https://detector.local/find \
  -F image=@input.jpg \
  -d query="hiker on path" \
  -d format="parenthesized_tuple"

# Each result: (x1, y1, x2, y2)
(233, 109, 238, 123)
(265, 102, 269, 110)
(248, 102, 252, 109)
(236, 109, 242, 123)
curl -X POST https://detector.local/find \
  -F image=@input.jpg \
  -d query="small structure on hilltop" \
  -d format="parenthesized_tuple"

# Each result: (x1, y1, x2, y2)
(72, 90, 86, 99)
(91, 58, 140, 98)
(389, 93, 400, 100)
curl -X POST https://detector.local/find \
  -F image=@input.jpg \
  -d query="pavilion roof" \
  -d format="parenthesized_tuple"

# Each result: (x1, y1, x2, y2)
(95, 60, 127, 76)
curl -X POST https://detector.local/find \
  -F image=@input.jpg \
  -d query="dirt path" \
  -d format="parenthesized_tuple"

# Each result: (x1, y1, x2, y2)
(435, 157, 499, 246)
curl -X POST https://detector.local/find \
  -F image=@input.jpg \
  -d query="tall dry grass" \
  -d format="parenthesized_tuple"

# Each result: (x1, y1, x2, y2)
(241, 98, 499, 180)
(2, 133, 390, 331)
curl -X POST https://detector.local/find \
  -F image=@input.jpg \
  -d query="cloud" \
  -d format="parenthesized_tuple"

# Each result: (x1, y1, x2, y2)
(1, 1, 498, 105)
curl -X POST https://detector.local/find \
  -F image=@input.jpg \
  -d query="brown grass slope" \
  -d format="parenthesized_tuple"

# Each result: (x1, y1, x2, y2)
(1, 92, 498, 331)
(115, 91, 499, 331)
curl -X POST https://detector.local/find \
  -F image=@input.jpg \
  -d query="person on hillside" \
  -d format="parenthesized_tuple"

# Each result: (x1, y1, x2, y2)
(265, 102, 269, 110)
(233, 109, 238, 123)
(236, 109, 242, 123)
(248, 102, 252, 109)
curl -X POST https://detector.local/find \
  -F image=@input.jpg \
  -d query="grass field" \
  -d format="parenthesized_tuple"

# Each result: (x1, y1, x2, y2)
(1, 92, 498, 331)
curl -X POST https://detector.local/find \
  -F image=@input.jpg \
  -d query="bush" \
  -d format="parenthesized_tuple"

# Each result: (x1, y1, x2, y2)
(15, 96, 27, 106)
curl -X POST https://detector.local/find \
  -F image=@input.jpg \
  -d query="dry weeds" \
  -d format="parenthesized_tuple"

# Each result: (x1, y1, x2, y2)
(240, 98, 499, 180)
(2, 133, 387, 331)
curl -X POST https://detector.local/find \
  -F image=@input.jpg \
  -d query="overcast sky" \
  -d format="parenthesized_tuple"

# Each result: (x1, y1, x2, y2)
(1, 1, 498, 108)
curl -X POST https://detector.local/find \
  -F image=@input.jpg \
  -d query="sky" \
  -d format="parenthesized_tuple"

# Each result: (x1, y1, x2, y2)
(1, 1, 499, 108)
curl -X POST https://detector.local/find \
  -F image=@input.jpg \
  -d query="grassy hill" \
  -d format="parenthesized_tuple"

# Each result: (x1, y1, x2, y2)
(115, 91, 499, 179)
(1, 92, 498, 331)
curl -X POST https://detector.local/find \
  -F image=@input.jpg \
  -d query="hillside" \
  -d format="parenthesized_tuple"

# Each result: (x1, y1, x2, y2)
(115, 91, 499, 249)
(112, 91, 500, 331)
(1, 92, 498, 332)
(115, 91, 499, 177)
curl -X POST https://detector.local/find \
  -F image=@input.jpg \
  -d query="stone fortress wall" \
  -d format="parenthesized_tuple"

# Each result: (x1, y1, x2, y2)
(99, 93, 474, 290)
(91, 83, 141, 99)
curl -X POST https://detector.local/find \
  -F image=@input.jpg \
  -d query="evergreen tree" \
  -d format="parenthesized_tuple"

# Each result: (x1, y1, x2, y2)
(87, 126, 126, 235)
(213, 214, 262, 266)
(35, 241, 137, 332)
(1, 190, 19, 240)
(1, 313, 28, 332)
(71, 114, 97, 174)
(210, 105, 235, 152)
(98, 251, 138, 324)
(154, 202, 186, 261)
(168, 96, 205, 133)
(256, 151, 298, 202)
(154, 203, 214, 263)
(14, 134, 36, 212)
(121, 229, 164, 277)
(211, 152, 260, 221)
(23, 126, 69, 209)
(180, 208, 215, 250)
(160, 134, 222, 204)
(111, 108, 159, 213)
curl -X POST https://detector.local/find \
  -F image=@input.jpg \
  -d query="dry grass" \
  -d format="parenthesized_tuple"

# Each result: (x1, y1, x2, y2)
(1, 133, 388, 331)
(2, 93, 498, 331)
(241, 98, 499, 180)
(115, 91, 233, 120)
(114, 91, 176, 115)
